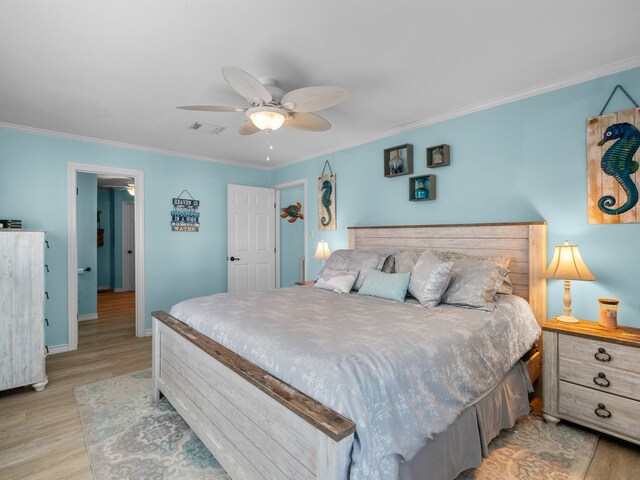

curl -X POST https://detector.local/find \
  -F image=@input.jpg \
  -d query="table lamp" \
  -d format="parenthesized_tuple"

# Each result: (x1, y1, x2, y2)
(313, 240, 331, 267)
(544, 240, 596, 323)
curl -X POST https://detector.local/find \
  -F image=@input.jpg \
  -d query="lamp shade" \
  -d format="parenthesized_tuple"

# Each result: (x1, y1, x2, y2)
(313, 240, 331, 261)
(545, 241, 595, 281)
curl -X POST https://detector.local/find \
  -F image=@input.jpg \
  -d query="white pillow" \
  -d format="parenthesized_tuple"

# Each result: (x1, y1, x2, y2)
(314, 268, 358, 294)
(408, 250, 454, 307)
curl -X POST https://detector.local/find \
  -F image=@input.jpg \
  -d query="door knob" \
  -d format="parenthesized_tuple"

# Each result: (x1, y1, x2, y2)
(128, 250, 133, 254)
(229, 256, 240, 261)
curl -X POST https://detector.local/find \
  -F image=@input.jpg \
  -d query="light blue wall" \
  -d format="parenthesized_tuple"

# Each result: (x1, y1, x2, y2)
(76, 172, 97, 316)
(0, 129, 271, 347)
(279, 185, 305, 287)
(273, 67, 640, 328)
(97, 189, 112, 288)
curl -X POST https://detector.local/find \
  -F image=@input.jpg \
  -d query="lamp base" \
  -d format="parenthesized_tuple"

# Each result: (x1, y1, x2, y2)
(555, 315, 580, 323)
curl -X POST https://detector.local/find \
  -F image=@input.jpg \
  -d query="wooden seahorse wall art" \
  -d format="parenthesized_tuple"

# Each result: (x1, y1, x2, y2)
(587, 107, 640, 224)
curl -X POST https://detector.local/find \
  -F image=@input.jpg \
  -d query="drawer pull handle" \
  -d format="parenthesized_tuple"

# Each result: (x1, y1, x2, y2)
(593, 372, 611, 388)
(594, 403, 611, 419)
(594, 348, 611, 362)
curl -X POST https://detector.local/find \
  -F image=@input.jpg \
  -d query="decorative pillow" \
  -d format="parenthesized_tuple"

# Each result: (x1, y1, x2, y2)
(394, 250, 424, 274)
(320, 250, 389, 291)
(441, 259, 503, 311)
(314, 268, 358, 294)
(497, 268, 514, 295)
(433, 250, 512, 296)
(357, 269, 410, 302)
(408, 250, 454, 307)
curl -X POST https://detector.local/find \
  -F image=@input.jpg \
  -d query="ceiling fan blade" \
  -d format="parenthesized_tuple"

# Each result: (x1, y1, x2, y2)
(238, 119, 261, 135)
(222, 66, 272, 105)
(285, 112, 331, 132)
(177, 105, 246, 112)
(281, 86, 348, 113)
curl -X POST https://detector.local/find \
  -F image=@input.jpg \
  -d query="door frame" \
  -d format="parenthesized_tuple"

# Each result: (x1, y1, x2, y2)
(273, 179, 307, 287)
(121, 201, 135, 291)
(67, 163, 146, 351)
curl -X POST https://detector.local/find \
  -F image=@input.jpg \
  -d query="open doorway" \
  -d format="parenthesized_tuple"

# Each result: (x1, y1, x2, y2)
(67, 163, 146, 352)
(274, 179, 307, 287)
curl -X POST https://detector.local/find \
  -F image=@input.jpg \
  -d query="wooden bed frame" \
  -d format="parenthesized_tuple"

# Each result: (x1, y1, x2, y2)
(152, 221, 546, 480)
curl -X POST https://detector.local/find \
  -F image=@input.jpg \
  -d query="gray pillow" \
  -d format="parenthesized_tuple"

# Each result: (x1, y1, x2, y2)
(394, 250, 423, 274)
(320, 249, 389, 291)
(441, 259, 503, 311)
(433, 250, 512, 296)
(408, 250, 454, 307)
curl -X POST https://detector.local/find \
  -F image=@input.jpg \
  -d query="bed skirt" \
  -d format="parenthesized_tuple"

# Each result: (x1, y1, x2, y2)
(399, 361, 531, 480)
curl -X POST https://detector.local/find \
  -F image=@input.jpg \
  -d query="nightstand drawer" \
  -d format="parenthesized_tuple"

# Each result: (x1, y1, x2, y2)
(559, 334, 640, 375)
(558, 381, 640, 441)
(559, 357, 640, 400)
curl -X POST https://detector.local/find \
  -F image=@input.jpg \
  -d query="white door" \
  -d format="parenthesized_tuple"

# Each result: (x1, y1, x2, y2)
(122, 201, 135, 291)
(227, 184, 275, 293)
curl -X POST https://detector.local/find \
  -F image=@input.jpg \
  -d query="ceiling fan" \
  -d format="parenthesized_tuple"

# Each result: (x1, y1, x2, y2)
(177, 67, 348, 135)
(101, 183, 135, 196)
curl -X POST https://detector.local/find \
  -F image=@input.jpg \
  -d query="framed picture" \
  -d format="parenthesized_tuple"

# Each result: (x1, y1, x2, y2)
(384, 144, 413, 177)
(409, 175, 436, 201)
(426, 144, 450, 168)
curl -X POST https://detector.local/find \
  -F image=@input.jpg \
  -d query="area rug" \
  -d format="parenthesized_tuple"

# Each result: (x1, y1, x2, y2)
(74, 370, 230, 479)
(75, 370, 598, 480)
(456, 412, 598, 479)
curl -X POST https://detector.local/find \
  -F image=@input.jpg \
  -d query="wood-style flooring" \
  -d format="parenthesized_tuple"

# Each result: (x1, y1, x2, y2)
(0, 291, 150, 479)
(1, 291, 639, 479)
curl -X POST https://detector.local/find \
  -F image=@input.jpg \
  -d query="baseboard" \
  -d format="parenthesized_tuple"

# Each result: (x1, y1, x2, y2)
(145, 328, 152, 337)
(47, 344, 70, 355)
(77, 313, 98, 321)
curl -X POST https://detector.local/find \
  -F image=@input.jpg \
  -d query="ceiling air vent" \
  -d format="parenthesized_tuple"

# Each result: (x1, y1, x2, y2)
(188, 122, 225, 134)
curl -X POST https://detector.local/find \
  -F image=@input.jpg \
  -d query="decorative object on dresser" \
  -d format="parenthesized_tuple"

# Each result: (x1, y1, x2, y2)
(313, 240, 331, 266)
(384, 143, 413, 177)
(598, 298, 620, 328)
(542, 318, 640, 445)
(318, 160, 336, 231)
(586, 84, 640, 224)
(409, 175, 436, 201)
(544, 241, 596, 323)
(0, 219, 23, 229)
(426, 144, 450, 168)
(0, 230, 48, 392)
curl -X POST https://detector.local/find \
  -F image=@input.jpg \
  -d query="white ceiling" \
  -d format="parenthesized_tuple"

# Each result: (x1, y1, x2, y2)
(1, 1, 640, 168)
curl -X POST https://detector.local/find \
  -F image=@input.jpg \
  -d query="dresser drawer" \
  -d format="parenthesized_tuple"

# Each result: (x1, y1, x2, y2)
(559, 357, 640, 400)
(558, 381, 640, 441)
(559, 334, 640, 375)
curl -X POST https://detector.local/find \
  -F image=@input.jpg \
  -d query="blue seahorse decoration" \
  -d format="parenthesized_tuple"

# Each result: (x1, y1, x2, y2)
(320, 179, 332, 227)
(597, 122, 640, 215)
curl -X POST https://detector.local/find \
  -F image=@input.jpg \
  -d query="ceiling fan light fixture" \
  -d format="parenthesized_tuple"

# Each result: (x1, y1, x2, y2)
(248, 107, 287, 131)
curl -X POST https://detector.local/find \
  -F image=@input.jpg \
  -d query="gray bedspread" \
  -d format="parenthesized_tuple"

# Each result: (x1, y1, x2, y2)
(169, 287, 540, 480)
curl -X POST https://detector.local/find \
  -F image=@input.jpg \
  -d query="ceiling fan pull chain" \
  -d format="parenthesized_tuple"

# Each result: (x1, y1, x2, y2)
(265, 130, 274, 162)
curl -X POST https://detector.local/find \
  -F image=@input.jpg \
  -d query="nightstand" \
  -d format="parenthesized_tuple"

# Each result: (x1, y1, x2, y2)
(542, 317, 640, 445)
(294, 280, 316, 286)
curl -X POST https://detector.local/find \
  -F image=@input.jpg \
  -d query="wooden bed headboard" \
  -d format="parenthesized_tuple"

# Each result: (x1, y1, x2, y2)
(348, 222, 547, 325)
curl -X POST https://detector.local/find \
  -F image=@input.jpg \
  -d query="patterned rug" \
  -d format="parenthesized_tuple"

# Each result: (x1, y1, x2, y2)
(456, 413, 598, 479)
(75, 370, 597, 480)
(74, 370, 230, 479)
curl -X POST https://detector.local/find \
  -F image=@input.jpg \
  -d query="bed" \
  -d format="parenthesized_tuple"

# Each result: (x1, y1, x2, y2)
(152, 221, 547, 480)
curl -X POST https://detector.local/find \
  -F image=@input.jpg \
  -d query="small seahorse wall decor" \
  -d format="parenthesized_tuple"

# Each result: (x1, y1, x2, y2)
(318, 173, 336, 231)
(587, 107, 640, 224)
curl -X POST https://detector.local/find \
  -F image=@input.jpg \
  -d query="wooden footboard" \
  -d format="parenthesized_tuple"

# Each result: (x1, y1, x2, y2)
(152, 311, 355, 480)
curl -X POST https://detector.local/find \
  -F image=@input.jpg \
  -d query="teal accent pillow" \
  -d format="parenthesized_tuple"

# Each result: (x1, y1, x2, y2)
(357, 269, 410, 302)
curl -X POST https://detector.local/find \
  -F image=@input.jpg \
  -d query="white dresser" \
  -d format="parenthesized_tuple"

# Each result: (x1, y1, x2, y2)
(542, 318, 640, 445)
(0, 230, 48, 392)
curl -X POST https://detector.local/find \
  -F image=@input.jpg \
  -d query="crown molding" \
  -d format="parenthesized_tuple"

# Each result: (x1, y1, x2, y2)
(275, 56, 640, 170)
(0, 122, 271, 171)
